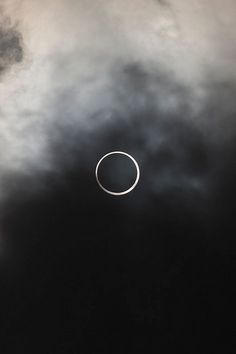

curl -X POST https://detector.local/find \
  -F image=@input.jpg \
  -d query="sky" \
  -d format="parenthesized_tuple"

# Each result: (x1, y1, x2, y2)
(0, 1, 236, 353)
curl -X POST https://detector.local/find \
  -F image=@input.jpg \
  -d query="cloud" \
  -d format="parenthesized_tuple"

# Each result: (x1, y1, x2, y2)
(0, 12, 23, 77)
(0, 0, 236, 212)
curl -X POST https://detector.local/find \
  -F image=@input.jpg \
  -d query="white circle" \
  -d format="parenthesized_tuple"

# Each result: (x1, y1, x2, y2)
(95, 151, 140, 196)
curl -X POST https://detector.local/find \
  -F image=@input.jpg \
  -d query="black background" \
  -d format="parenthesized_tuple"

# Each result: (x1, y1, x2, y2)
(0, 115, 235, 354)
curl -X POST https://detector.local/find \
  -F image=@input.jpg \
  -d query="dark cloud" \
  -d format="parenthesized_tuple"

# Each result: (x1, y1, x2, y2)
(156, 0, 170, 6)
(0, 14, 23, 76)
(39, 61, 212, 208)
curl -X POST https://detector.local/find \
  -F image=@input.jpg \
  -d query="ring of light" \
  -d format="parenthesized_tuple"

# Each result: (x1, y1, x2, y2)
(95, 151, 140, 196)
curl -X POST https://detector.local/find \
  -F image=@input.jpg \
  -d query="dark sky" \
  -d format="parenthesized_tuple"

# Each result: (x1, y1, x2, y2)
(0, 1, 236, 353)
